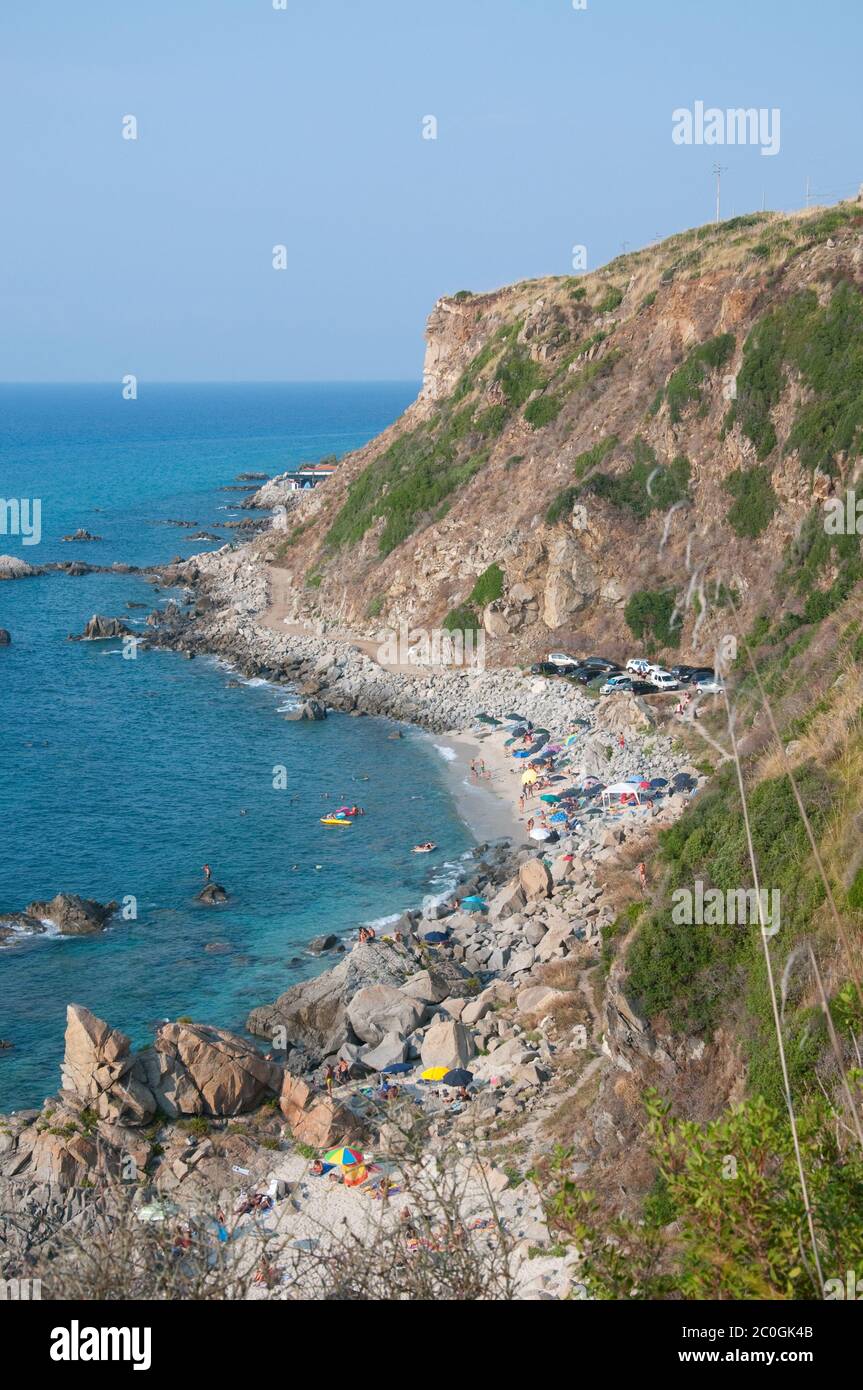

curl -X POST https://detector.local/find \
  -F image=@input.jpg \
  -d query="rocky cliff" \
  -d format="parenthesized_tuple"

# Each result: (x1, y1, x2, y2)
(258, 197, 863, 667)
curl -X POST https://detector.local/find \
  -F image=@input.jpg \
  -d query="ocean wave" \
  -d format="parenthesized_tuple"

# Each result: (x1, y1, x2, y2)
(433, 743, 458, 762)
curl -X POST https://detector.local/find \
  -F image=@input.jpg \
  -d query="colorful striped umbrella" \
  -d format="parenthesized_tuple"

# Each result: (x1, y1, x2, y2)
(323, 1146, 364, 1166)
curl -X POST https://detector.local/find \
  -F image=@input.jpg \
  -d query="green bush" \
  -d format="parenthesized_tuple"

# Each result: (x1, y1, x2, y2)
(624, 587, 680, 648)
(442, 604, 480, 633)
(728, 281, 863, 472)
(469, 563, 504, 606)
(665, 333, 735, 423)
(494, 347, 547, 407)
(524, 393, 564, 428)
(581, 441, 690, 518)
(596, 285, 624, 313)
(724, 465, 777, 538)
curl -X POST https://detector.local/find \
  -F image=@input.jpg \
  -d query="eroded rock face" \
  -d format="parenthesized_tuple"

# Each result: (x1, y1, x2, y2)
(61, 1004, 157, 1126)
(518, 858, 553, 902)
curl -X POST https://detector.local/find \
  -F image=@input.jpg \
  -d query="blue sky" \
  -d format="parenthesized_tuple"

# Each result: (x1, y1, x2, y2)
(1, 0, 860, 382)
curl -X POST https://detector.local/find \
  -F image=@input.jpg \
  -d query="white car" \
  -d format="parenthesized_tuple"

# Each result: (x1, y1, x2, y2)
(626, 658, 652, 675)
(600, 674, 633, 695)
(650, 671, 681, 691)
(546, 652, 580, 669)
(693, 676, 725, 694)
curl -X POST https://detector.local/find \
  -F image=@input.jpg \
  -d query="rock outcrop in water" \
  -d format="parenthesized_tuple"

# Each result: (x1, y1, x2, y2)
(70, 614, 135, 641)
(2, 893, 119, 938)
(0, 554, 40, 579)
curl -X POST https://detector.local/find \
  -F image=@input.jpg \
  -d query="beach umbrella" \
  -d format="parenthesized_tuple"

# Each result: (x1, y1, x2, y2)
(442, 1068, 474, 1087)
(423, 930, 449, 944)
(460, 895, 487, 912)
(564, 733, 581, 746)
(323, 1145, 364, 1166)
(539, 793, 559, 803)
(550, 811, 568, 823)
(530, 827, 552, 840)
(505, 712, 528, 724)
(475, 713, 502, 726)
(521, 769, 538, 785)
(421, 1066, 449, 1081)
(650, 777, 668, 788)
(381, 1061, 413, 1074)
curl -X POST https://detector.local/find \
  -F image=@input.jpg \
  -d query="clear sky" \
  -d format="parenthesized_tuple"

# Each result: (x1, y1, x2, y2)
(1, 0, 860, 382)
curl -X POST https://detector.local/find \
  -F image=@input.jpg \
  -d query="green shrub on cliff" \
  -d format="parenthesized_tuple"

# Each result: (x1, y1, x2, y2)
(547, 1090, 863, 1300)
(724, 465, 777, 537)
(664, 333, 735, 423)
(623, 587, 681, 648)
(469, 563, 504, 606)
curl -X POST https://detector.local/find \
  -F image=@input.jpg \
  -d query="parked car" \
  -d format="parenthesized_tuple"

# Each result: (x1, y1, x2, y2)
(630, 680, 660, 694)
(670, 664, 698, 681)
(600, 675, 634, 695)
(569, 666, 600, 685)
(626, 658, 652, 676)
(580, 656, 621, 672)
(686, 667, 715, 685)
(651, 671, 681, 691)
(531, 661, 566, 676)
(693, 675, 726, 694)
(546, 652, 580, 668)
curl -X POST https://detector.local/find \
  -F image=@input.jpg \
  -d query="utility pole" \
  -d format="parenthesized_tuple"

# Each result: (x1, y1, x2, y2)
(713, 163, 728, 223)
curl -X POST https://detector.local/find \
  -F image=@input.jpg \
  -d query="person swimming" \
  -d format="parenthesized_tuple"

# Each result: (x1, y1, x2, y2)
(412, 841, 436, 853)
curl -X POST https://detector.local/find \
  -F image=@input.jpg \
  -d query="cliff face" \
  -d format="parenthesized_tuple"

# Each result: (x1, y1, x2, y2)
(264, 199, 863, 667)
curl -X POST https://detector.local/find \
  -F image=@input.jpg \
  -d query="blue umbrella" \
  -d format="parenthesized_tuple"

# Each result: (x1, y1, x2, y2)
(423, 931, 450, 944)
(381, 1061, 413, 1074)
(460, 895, 488, 912)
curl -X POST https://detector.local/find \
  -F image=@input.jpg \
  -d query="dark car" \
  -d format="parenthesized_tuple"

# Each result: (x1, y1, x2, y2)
(570, 664, 616, 684)
(671, 665, 698, 681)
(686, 667, 715, 684)
(580, 656, 621, 672)
(630, 680, 659, 694)
(531, 661, 566, 676)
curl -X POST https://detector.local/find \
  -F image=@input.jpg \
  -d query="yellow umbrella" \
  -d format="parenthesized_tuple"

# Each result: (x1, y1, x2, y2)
(521, 769, 538, 785)
(421, 1066, 449, 1081)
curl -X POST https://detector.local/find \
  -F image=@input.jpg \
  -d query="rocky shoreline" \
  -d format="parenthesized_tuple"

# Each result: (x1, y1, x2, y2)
(0, 535, 708, 1297)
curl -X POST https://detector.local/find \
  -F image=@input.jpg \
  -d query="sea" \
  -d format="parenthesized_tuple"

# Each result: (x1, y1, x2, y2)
(0, 383, 478, 1110)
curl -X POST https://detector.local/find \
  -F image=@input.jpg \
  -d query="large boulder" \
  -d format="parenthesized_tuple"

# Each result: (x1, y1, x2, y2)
(358, 1032, 408, 1072)
(61, 1004, 157, 1126)
(518, 858, 553, 901)
(347, 985, 426, 1046)
(26, 893, 118, 936)
(0, 629, 10, 645)
(247, 940, 414, 1061)
(151, 1021, 282, 1117)
(420, 1019, 476, 1071)
(487, 879, 526, 922)
(280, 1074, 363, 1148)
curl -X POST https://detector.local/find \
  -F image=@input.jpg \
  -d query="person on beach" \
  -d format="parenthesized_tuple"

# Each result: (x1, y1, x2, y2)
(638, 861, 648, 895)
(324, 1064, 334, 1098)
(469, 759, 477, 778)
(336, 1057, 351, 1086)
(526, 817, 535, 835)
(618, 733, 625, 751)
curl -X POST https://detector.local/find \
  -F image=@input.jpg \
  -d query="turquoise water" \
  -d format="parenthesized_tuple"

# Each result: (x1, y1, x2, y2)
(0, 385, 475, 1110)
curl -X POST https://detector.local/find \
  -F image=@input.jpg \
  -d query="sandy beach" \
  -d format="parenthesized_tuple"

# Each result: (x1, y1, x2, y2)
(433, 728, 529, 845)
